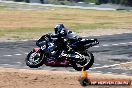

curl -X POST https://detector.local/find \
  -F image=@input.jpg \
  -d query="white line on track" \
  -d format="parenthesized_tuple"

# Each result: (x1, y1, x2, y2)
(90, 61, 132, 70)
(16, 62, 22, 64)
(14, 54, 22, 56)
(102, 44, 109, 47)
(3, 55, 12, 57)
(93, 46, 100, 48)
(94, 63, 101, 66)
(119, 43, 127, 45)
(107, 72, 112, 74)
(121, 73, 127, 75)
(112, 44, 119, 46)
(96, 41, 132, 48)
(96, 71, 103, 73)
(1, 64, 10, 66)
(128, 42, 132, 44)
(0, 64, 17, 67)
(20, 40, 28, 42)
(24, 53, 28, 55)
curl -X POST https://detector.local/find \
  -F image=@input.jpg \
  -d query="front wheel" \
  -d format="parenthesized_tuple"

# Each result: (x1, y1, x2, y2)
(71, 51, 94, 71)
(25, 51, 45, 68)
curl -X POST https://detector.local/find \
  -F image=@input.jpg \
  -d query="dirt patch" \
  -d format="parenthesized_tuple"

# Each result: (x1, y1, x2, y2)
(0, 67, 131, 88)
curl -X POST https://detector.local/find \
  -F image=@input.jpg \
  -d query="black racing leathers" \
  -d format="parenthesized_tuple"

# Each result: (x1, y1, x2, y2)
(36, 30, 79, 59)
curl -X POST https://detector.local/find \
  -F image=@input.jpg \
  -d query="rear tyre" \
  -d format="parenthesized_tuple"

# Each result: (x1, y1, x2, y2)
(25, 51, 45, 68)
(71, 51, 94, 71)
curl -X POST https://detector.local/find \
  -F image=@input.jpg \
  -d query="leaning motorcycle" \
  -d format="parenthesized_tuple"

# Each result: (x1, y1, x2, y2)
(25, 34, 99, 71)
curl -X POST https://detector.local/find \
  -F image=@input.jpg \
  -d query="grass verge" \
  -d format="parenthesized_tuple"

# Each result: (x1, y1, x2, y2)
(0, 6, 132, 40)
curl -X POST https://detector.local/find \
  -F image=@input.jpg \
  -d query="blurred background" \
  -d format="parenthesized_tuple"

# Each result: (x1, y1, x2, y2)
(9, 0, 132, 7)
(0, 0, 132, 41)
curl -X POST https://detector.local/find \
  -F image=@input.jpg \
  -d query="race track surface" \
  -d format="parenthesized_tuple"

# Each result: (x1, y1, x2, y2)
(0, 33, 132, 75)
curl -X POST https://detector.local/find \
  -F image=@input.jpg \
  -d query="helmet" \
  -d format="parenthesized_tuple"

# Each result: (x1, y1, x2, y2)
(54, 24, 65, 34)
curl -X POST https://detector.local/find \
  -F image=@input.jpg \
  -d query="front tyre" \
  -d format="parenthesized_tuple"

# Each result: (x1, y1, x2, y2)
(25, 51, 45, 68)
(71, 51, 94, 71)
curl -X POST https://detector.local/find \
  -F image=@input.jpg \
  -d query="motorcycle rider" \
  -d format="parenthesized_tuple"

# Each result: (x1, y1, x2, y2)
(52, 24, 70, 58)
(36, 23, 81, 59)
(53, 23, 81, 46)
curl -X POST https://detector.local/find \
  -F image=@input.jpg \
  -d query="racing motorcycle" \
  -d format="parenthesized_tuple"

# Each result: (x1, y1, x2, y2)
(25, 33, 99, 71)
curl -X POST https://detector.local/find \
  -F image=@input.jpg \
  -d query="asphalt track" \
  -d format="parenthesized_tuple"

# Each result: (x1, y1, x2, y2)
(0, 33, 132, 75)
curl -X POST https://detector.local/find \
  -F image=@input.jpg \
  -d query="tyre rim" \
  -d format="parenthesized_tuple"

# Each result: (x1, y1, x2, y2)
(28, 52, 42, 65)
(76, 53, 91, 67)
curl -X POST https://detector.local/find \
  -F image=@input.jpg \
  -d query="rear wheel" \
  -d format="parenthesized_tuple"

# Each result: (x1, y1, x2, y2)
(71, 51, 94, 71)
(25, 51, 45, 68)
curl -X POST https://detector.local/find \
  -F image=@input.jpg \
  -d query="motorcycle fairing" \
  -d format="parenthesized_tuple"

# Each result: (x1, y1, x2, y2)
(71, 39, 98, 49)
(45, 59, 70, 67)
(33, 48, 40, 52)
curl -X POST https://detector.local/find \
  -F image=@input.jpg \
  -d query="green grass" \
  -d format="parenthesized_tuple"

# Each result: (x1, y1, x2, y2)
(0, 6, 8, 9)
(70, 22, 115, 30)
(0, 5, 132, 40)
(0, 28, 52, 33)
(0, 27, 53, 40)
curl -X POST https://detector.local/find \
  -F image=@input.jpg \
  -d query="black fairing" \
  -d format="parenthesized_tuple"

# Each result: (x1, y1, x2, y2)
(71, 39, 99, 51)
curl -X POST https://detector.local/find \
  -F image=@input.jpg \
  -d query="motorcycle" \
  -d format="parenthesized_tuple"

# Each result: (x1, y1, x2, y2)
(25, 33, 99, 71)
